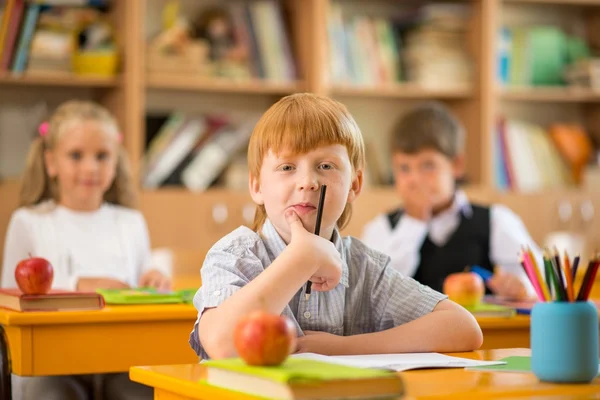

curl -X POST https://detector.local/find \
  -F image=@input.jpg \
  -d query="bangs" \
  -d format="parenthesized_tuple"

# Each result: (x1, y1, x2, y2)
(248, 94, 364, 177)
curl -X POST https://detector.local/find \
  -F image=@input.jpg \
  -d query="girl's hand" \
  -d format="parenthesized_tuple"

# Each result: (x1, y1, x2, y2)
(77, 277, 129, 292)
(139, 269, 172, 292)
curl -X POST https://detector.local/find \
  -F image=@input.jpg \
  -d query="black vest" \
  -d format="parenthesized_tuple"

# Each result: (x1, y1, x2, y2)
(387, 205, 494, 293)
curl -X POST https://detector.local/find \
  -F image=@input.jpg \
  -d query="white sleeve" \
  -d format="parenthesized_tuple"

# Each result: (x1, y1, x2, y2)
(490, 204, 541, 296)
(361, 213, 428, 277)
(1, 210, 34, 289)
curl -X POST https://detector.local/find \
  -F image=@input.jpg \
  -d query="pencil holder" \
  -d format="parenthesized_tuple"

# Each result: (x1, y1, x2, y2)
(531, 301, 599, 383)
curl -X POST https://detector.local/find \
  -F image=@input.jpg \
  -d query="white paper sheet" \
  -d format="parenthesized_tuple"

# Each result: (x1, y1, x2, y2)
(292, 352, 507, 372)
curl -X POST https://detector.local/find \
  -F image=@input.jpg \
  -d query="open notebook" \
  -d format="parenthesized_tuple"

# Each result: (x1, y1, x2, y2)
(292, 352, 506, 372)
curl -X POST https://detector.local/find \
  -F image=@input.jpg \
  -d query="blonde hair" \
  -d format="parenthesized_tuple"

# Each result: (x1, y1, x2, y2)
(20, 100, 136, 208)
(248, 93, 365, 231)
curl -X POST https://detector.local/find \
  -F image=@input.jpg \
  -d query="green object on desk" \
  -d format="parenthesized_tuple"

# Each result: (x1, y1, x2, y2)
(204, 358, 397, 383)
(467, 356, 600, 375)
(97, 288, 196, 305)
(465, 303, 516, 318)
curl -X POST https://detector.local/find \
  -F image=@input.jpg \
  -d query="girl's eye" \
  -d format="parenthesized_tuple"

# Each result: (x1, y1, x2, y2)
(97, 152, 109, 161)
(68, 151, 82, 161)
(396, 164, 410, 173)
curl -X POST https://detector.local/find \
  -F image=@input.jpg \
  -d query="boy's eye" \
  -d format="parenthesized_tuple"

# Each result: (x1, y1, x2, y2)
(319, 163, 334, 170)
(421, 161, 437, 172)
(68, 151, 82, 161)
(96, 151, 109, 161)
(279, 165, 295, 172)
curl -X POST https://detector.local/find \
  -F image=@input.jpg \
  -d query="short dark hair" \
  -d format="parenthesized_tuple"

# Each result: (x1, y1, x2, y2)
(390, 101, 465, 158)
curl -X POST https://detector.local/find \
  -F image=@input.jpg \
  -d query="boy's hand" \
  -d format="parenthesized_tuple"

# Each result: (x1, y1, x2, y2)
(285, 210, 342, 292)
(139, 269, 172, 292)
(77, 277, 129, 292)
(487, 268, 530, 300)
(295, 330, 345, 355)
(401, 184, 433, 221)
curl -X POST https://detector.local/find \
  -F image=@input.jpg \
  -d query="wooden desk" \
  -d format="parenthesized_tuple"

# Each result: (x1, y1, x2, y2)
(130, 348, 600, 399)
(0, 304, 199, 399)
(477, 316, 530, 349)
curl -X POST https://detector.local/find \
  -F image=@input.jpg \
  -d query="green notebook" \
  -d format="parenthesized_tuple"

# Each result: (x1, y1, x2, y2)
(467, 356, 600, 375)
(465, 303, 516, 318)
(96, 288, 197, 305)
(203, 357, 404, 399)
(466, 356, 531, 373)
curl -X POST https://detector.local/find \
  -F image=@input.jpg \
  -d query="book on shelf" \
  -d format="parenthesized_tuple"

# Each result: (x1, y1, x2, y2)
(142, 113, 255, 190)
(203, 357, 405, 400)
(0, 1, 113, 75)
(147, 0, 296, 82)
(495, 117, 572, 192)
(0, 288, 105, 312)
(497, 24, 590, 87)
(326, 2, 471, 88)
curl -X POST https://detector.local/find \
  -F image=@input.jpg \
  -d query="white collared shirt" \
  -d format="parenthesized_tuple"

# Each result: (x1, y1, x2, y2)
(361, 190, 541, 295)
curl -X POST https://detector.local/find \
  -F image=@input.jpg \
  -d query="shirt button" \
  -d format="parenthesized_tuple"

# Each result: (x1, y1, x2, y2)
(213, 290, 221, 296)
(303, 311, 311, 319)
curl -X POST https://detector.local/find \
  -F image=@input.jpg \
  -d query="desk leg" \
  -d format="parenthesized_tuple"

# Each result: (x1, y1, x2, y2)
(0, 326, 11, 400)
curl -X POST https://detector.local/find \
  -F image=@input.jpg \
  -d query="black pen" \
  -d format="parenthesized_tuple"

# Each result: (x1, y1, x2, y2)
(305, 185, 327, 301)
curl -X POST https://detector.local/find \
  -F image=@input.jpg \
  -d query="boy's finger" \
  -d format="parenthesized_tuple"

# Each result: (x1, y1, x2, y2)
(285, 209, 305, 234)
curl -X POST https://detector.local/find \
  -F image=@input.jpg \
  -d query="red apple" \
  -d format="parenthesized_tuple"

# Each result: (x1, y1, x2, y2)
(233, 311, 297, 366)
(14, 256, 54, 295)
(443, 272, 485, 307)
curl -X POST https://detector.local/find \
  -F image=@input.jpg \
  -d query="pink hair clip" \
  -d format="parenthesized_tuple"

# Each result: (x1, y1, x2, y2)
(38, 122, 49, 137)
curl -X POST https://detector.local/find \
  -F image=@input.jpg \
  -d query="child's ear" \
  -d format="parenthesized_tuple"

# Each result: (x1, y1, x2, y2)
(452, 154, 466, 179)
(44, 150, 57, 178)
(346, 169, 364, 204)
(248, 172, 264, 205)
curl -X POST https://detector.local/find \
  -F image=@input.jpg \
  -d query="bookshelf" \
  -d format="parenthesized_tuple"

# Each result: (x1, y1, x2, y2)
(1, 0, 599, 268)
(330, 84, 474, 99)
(146, 75, 305, 94)
(499, 87, 600, 102)
(0, 73, 121, 87)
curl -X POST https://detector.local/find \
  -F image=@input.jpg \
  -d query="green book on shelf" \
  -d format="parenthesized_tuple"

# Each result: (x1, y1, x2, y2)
(203, 357, 404, 400)
(96, 288, 197, 305)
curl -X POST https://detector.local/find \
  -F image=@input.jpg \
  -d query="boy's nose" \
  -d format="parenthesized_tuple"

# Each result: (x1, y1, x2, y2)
(297, 174, 319, 191)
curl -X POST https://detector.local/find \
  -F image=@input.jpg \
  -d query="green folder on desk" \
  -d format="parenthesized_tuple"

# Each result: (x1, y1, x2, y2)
(465, 303, 516, 318)
(96, 288, 197, 305)
(467, 356, 600, 375)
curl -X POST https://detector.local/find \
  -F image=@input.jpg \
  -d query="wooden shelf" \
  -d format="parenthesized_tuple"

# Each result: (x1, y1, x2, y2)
(146, 75, 305, 94)
(499, 87, 600, 102)
(0, 73, 121, 88)
(330, 84, 474, 99)
(502, 0, 600, 5)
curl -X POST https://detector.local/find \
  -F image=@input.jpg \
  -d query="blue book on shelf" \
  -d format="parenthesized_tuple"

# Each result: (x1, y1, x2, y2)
(497, 27, 511, 85)
(11, 3, 40, 74)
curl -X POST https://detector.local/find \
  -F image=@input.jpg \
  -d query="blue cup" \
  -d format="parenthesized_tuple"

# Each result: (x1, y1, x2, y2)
(531, 301, 599, 383)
